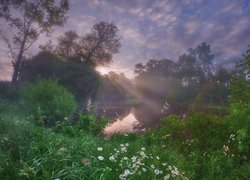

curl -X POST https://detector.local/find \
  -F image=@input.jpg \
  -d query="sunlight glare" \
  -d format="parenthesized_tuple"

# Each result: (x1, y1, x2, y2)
(96, 67, 110, 75)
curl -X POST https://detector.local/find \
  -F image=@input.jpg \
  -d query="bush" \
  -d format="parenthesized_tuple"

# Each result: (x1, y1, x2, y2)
(77, 113, 108, 135)
(0, 81, 20, 101)
(24, 79, 77, 127)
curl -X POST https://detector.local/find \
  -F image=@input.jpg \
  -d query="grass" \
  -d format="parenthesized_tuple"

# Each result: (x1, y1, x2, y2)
(0, 99, 249, 179)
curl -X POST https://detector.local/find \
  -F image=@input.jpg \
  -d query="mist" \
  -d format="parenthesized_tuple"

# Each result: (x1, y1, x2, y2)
(0, 1, 249, 179)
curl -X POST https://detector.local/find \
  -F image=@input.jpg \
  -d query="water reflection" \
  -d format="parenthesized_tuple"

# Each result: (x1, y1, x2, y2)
(104, 112, 140, 135)
(100, 105, 161, 135)
(97, 99, 189, 135)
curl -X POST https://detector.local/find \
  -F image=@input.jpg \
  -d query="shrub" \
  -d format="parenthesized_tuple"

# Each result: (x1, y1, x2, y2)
(24, 79, 77, 127)
(0, 81, 20, 101)
(77, 113, 108, 135)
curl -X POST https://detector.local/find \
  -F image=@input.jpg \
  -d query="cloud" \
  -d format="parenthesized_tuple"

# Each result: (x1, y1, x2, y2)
(68, 15, 96, 35)
(0, 0, 249, 80)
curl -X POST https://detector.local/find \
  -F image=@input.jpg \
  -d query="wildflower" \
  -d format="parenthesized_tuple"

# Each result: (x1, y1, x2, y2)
(98, 156, 104, 161)
(162, 163, 167, 166)
(164, 174, 170, 180)
(97, 147, 103, 151)
(154, 169, 160, 175)
(120, 144, 125, 147)
(151, 165, 155, 169)
(156, 156, 160, 160)
(141, 147, 145, 151)
(142, 168, 147, 172)
(121, 147, 127, 152)
(125, 143, 129, 146)
(124, 169, 130, 176)
(109, 155, 115, 161)
(140, 151, 147, 158)
(123, 157, 128, 160)
(119, 174, 124, 180)
(131, 156, 137, 162)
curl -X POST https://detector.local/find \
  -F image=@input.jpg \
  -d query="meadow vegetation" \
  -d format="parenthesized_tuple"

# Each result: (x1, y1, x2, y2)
(0, 50, 249, 179)
(0, 2, 249, 178)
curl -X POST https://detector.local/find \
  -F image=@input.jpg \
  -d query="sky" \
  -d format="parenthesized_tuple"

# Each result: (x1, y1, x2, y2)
(0, 0, 250, 80)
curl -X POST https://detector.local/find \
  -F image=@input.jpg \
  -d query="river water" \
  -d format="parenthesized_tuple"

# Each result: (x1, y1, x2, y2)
(99, 105, 163, 135)
(103, 111, 140, 135)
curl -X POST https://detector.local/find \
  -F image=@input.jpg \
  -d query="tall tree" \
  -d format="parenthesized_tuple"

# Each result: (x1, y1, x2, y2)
(195, 42, 214, 81)
(177, 53, 199, 85)
(78, 21, 121, 66)
(55, 30, 79, 60)
(0, 0, 69, 84)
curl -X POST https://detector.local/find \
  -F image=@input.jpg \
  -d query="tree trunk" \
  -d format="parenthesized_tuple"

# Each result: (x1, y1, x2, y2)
(11, 34, 27, 84)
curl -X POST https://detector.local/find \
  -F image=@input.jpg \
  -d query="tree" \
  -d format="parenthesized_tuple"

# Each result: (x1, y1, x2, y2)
(19, 51, 100, 103)
(55, 30, 79, 60)
(177, 53, 199, 86)
(195, 42, 214, 81)
(134, 63, 145, 75)
(0, 0, 69, 84)
(78, 21, 121, 66)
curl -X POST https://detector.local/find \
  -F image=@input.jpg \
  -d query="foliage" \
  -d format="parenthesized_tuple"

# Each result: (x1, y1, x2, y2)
(96, 72, 134, 105)
(0, 96, 250, 179)
(45, 22, 122, 66)
(24, 79, 77, 127)
(78, 21, 121, 66)
(0, 0, 69, 83)
(227, 47, 250, 160)
(76, 114, 108, 135)
(91, 144, 187, 179)
(55, 31, 79, 60)
(0, 81, 20, 101)
(19, 51, 100, 102)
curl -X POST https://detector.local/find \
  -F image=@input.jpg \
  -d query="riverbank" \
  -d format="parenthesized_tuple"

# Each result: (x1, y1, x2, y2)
(0, 100, 249, 179)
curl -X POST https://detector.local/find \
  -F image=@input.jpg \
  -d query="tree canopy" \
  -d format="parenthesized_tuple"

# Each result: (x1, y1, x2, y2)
(50, 22, 121, 66)
(0, 0, 69, 84)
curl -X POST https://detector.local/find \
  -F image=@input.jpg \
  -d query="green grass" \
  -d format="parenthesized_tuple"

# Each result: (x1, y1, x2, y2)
(0, 100, 249, 179)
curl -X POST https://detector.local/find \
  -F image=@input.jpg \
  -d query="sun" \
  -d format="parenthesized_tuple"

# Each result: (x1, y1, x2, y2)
(96, 67, 110, 75)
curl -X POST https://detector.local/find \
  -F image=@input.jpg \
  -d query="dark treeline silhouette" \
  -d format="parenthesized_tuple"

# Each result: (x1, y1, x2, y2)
(19, 21, 122, 112)
(134, 42, 234, 122)
(40, 22, 121, 66)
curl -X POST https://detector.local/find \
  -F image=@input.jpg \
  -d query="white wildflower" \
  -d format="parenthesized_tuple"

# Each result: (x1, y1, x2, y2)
(121, 147, 127, 152)
(164, 174, 170, 180)
(97, 147, 103, 151)
(98, 156, 104, 161)
(109, 155, 115, 161)
(124, 169, 130, 176)
(154, 169, 160, 175)
(131, 156, 137, 162)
